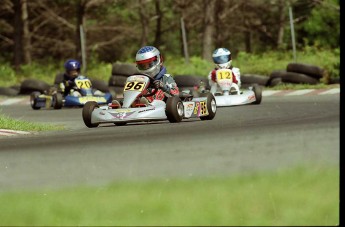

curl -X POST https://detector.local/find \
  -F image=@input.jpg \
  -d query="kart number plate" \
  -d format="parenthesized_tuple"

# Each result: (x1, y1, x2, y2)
(124, 81, 146, 92)
(194, 101, 208, 116)
(216, 69, 232, 81)
(75, 79, 92, 89)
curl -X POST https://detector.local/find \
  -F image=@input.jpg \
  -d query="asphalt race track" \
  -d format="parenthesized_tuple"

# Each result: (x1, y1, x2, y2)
(0, 94, 340, 192)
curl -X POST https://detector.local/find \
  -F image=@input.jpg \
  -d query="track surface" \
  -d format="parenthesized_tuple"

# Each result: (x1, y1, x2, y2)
(0, 94, 340, 192)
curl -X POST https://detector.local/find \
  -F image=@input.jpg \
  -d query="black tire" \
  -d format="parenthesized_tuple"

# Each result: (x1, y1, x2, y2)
(109, 86, 124, 97)
(111, 63, 139, 76)
(269, 70, 319, 85)
(252, 84, 262, 104)
(241, 74, 270, 86)
(54, 73, 64, 85)
(30, 91, 41, 110)
(52, 93, 63, 109)
(0, 87, 19, 96)
(267, 77, 283, 87)
(165, 96, 184, 123)
(108, 75, 128, 87)
(90, 79, 109, 93)
(173, 75, 201, 87)
(286, 63, 325, 79)
(19, 79, 51, 94)
(199, 93, 217, 120)
(82, 101, 99, 128)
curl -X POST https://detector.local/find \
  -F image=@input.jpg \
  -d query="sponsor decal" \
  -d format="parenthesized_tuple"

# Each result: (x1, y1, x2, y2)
(248, 95, 255, 100)
(110, 111, 135, 119)
(138, 108, 155, 113)
(186, 103, 194, 112)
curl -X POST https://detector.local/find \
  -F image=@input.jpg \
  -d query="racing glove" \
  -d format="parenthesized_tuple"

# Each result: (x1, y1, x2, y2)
(65, 80, 75, 87)
(153, 80, 165, 90)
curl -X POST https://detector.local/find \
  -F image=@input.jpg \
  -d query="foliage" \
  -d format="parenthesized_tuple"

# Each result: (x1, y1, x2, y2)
(299, 0, 340, 49)
(0, 48, 339, 88)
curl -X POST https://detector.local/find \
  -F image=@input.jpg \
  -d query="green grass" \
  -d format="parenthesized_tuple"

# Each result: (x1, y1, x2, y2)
(0, 164, 339, 226)
(0, 112, 64, 131)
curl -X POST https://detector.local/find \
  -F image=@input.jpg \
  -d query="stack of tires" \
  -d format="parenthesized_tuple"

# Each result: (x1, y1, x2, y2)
(173, 75, 209, 97)
(108, 63, 139, 97)
(241, 74, 270, 88)
(267, 63, 326, 87)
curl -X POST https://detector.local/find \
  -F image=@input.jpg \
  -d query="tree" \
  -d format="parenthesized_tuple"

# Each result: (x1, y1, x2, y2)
(13, 0, 31, 72)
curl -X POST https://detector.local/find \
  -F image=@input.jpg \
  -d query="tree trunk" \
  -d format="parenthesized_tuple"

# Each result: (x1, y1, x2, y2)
(139, 0, 149, 47)
(276, 0, 287, 49)
(22, 0, 31, 64)
(76, 0, 86, 60)
(202, 0, 216, 61)
(154, 0, 162, 47)
(245, 31, 252, 53)
(13, 0, 23, 72)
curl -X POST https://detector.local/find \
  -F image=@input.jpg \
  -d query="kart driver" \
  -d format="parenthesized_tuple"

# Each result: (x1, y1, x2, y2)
(59, 59, 82, 97)
(207, 47, 241, 94)
(135, 46, 179, 103)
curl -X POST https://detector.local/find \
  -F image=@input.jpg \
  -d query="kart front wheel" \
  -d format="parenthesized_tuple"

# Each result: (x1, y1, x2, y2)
(252, 84, 262, 104)
(52, 93, 63, 109)
(166, 96, 184, 123)
(200, 92, 217, 120)
(82, 101, 99, 128)
(30, 91, 41, 110)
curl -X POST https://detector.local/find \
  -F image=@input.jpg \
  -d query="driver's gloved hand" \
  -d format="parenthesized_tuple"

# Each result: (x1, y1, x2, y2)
(65, 80, 75, 87)
(153, 80, 164, 89)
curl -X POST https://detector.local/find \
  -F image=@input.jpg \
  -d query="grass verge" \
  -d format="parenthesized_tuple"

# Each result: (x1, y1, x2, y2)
(0, 112, 64, 131)
(0, 164, 339, 226)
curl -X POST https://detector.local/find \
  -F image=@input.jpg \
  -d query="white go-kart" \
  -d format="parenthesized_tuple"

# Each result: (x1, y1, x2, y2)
(206, 68, 262, 107)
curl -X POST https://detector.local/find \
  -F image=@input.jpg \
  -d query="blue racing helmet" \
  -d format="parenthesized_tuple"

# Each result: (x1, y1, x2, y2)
(64, 59, 81, 72)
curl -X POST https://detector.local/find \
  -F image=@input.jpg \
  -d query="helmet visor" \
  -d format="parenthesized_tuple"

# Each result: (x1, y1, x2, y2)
(136, 56, 159, 71)
(213, 55, 231, 64)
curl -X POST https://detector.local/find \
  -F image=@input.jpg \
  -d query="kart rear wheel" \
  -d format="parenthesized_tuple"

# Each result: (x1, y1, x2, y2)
(166, 96, 184, 123)
(30, 91, 41, 110)
(52, 93, 63, 109)
(252, 84, 262, 104)
(82, 101, 100, 128)
(200, 93, 217, 120)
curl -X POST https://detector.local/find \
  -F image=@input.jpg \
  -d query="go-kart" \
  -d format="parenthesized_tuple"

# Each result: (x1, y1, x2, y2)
(203, 68, 262, 107)
(30, 75, 112, 110)
(82, 73, 217, 128)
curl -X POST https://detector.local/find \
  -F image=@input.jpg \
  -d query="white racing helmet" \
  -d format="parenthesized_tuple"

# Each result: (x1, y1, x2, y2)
(135, 46, 162, 78)
(212, 48, 232, 69)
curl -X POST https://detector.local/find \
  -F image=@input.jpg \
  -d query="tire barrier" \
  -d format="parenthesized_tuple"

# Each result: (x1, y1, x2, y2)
(286, 63, 325, 79)
(19, 79, 51, 94)
(0, 87, 20, 96)
(111, 62, 139, 76)
(268, 70, 319, 86)
(241, 74, 270, 86)
(90, 79, 110, 93)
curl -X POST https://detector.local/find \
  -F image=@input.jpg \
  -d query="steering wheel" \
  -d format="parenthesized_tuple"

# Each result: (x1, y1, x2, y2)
(136, 73, 158, 97)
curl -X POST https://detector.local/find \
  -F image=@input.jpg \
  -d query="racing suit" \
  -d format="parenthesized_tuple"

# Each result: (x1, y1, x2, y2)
(145, 66, 180, 102)
(59, 73, 78, 97)
(208, 66, 241, 94)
